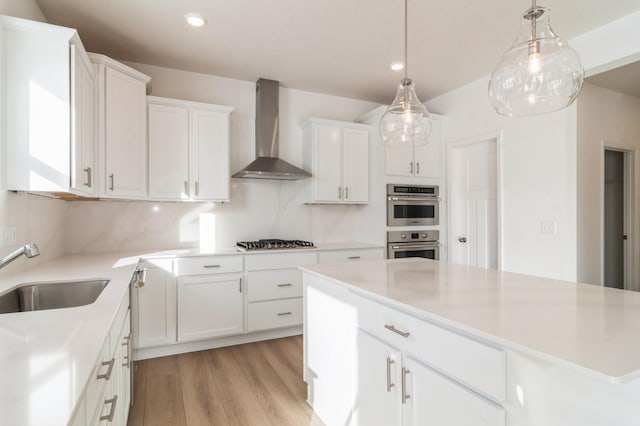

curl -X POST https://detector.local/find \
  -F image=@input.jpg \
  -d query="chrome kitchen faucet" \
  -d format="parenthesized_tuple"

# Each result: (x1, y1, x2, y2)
(0, 243, 40, 269)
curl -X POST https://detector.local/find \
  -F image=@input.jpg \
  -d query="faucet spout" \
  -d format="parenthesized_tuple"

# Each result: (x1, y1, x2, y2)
(0, 243, 40, 269)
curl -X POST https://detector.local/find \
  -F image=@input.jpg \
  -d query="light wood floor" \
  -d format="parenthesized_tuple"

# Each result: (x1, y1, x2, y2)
(127, 336, 324, 426)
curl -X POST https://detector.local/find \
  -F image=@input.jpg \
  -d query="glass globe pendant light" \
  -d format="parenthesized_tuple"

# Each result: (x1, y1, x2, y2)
(488, 0, 584, 116)
(380, 0, 431, 148)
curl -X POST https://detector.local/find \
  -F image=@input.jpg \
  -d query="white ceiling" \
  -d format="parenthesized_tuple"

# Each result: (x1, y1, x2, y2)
(587, 61, 640, 98)
(35, 0, 640, 104)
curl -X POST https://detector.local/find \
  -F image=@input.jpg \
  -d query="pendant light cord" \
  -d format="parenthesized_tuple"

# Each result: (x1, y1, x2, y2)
(404, 0, 408, 80)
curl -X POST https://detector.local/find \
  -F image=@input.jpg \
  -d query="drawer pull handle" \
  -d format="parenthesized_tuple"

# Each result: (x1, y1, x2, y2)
(204, 264, 221, 268)
(100, 395, 118, 422)
(348, 256, 361, 260)
(97, 358, 115, 380)
(384, 324, 410, 338)
(402, 367, 410, 404)
(386, 357, 395, 392)
(278, 312, 292, 316)
(277, 283, 293, 287)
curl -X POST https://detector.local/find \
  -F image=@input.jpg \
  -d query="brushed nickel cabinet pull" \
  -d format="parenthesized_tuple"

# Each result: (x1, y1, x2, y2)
(410, 162, 413, 174)
(277, 312, 292, 316)
(338, 187, 342, 199)
(384, 324, 410, 338)
(277, 283, 293, 287)
(195, 181, 199, 196)
(203, 264, 221, 268)
(97, 358, 115, 380)
(348, 256, 361, 260)
(184, 180, 188, 195)
(122, 336, 130, 367)
(416, 162, 420, 174)
(386, 357, 395, 392)
(83, 167, 92, 187)
(402, 367, 410, 404)
(100, 395, 118, 422)
(108, 173, 114, 191)
(345, 187, 349, 199)
(239, 277, 242, 293)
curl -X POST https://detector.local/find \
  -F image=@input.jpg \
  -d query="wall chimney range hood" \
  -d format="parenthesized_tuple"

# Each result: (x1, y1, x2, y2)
(232, 78, 311, 180)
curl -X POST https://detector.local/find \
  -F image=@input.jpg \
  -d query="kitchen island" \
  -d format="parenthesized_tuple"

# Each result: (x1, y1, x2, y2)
(301, 258, 640, 426)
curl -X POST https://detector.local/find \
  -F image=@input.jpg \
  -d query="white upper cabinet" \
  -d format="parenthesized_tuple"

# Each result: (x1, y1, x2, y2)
(89, 53, 151, 199)
(303, 118, 370, 204)
(70, 44, 96, 195)
(385, 115, 443, 178)
(147, 97, 234, 202)
(1, 16, 94, 194)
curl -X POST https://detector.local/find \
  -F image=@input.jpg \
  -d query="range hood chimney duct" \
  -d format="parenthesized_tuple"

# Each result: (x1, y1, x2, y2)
(232, 78, 311, 180)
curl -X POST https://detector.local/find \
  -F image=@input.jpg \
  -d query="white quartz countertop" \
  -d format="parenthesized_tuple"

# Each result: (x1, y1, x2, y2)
(0, 252, 139, 426)
(300, 258, 640, 384)
(0, 242, 381, 425)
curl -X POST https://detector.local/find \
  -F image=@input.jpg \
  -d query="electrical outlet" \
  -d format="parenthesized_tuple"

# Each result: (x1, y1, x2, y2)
(541, 221, 557, 235)
(3, 227, 17, 246)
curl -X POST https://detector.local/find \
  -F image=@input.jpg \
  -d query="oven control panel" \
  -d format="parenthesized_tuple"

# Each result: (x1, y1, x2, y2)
(387, 230, 439, 243)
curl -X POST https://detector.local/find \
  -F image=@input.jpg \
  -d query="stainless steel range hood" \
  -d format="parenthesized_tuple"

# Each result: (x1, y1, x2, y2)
(232, 78, 311, 180)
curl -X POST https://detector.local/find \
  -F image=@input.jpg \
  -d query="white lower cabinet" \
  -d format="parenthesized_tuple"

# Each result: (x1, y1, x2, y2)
(177, 274, 244, 342)
(70, 294, 131, 426)
(132, 259, 176, 349)
(304, 274, 505, 426)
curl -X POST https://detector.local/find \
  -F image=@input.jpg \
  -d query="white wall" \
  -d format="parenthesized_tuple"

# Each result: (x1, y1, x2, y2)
(0, 0, 45, 22)
(426, 79, 577, 281)
(0, 0, 68, 277)
(576, 83, 640, 290)
(64, 63, 379, 253)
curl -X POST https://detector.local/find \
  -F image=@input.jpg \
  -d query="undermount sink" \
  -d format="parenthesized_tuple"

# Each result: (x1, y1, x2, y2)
(0, 279, 110, 314)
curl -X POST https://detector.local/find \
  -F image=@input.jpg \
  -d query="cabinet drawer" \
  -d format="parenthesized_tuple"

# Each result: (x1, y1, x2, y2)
(358, 297, 505, 401)
(245, 251, 316, 271)
(248, 298, 303, 332)
(85, 334, 111, 423)
(247, 269, 303, 302)
(317, 248, 383, 264)
(175, 256, 243, 276)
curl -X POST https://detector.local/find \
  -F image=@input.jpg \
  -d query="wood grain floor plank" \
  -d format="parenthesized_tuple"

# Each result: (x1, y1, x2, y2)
(204, 346, 274, 426)
(231, 342, 315, 426)
(256, 338, 307, 398)
(177, 351, 230, 426)
(127, 337, 323, 426)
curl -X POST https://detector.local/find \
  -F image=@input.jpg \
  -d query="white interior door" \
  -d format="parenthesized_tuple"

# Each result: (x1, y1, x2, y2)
(449, 139, 498, 268)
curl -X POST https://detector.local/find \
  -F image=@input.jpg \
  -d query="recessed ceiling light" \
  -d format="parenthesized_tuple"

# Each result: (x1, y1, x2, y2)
(390, 62, 404, 71)
(185, 13, 206, 27)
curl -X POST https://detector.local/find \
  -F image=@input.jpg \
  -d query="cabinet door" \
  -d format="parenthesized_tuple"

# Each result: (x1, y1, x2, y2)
(148, 103, 189, 200)
(353, 329, 402, 426)
(313, 124, 343, 202)
(71, 44, 96, 195)
(177, 275, 243, 342)
(342, 128, 369, 203)
(104, 67, 147, 197)
(413, 119, 442, 178)
(190, 108, 230, 201)
(385, 146, 414, 177)
(403, 356, 505, 426)
(134, 265, 176, 348)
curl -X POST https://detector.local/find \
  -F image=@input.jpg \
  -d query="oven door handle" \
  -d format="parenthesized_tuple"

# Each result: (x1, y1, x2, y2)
(388, 196, 439, 202)
(390, 244, 439, 250)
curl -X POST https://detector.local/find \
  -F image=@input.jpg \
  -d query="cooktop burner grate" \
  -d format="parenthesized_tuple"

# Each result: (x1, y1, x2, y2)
(236, 239, 316, 251)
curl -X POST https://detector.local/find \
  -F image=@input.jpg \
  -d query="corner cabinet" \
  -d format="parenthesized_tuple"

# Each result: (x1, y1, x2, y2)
(302, 118, 370, 204)
(89, 53, 151, 199)
(1, 16, 95, 195)
(147, 97, 234, 202)
(385, 114, 443, 178)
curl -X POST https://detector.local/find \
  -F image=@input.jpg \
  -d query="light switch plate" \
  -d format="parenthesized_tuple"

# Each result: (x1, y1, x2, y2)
(3, 227, 17, 246)
(541, 221, 557, 235)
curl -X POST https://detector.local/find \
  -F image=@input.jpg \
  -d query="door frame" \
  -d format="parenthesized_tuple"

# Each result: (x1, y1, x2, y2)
(446, 130, 503, 269)
(600, 142, 637, 290)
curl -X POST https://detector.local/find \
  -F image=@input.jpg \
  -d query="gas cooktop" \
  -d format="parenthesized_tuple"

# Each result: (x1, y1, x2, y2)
(236, 239, 316, 251)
